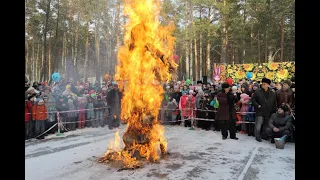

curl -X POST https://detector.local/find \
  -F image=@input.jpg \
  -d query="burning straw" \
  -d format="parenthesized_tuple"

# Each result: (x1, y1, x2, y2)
(98, 0, 177, 170)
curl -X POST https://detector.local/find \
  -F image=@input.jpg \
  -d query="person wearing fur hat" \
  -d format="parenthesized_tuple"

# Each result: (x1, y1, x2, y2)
(265, 104, 292, 143)
(251, 78, 277, 142)
(276, 80, 293, 112)
(215, 82, 239, 140)
(32, 99, 47, 139)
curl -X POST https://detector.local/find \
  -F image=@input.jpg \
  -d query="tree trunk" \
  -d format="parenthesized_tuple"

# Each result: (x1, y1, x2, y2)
(189, 0, 193, 80)
(280, 15, 285, 62)
(26, 40, 29, 74)
(32, 38, 35, 82)
(36, 42, 40, 81)
(184, 2, 190, 78)
(53, 0, 60, 73)
(232, 45, 235, 64)
(190, 38, 193, 81)
(265, 25, 268, 63)
(74, 15, 80, 67)
(95, 18, 101, 82)
(268, 49, 273, 62)
(40, 0, 52, 82)
(258, 30, 261, 63)
(206, 6, 212, 78)
(84, 22, 89, 80)
(250, 25, 253, 61)
(114, 0, 121, 76)
(61, 33, 65, 72)
(221, 0, 228, 64)
(194, 38, 198, 81)
(241, 0, 246, 64)
(199, 5, 203, 77)
(48, 34, 52, 79)
(199, 34, 203, 78)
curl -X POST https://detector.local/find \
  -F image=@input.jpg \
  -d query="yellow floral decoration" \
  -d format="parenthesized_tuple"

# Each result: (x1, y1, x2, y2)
(267, 63, 278, 71)
(243, 64, 254, 71)
(227, 68, 234, 74)
(276, 69, 289, 79)
(266, 72, 275, 80)
(235, 71, 246, 79)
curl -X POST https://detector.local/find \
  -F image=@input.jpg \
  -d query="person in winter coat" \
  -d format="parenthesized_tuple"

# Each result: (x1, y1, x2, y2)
(239, 93, 251, 134)
(251, 78, 277, 142)
(179, 90, 196, 127)
(241, 83, 252, 97)
(93, 81, 102, 93)
(170, 85, 182, 125)
(165, 96, 178, 124)
(215, 82, 239, 140)
(107, 84, 122, 129)
(66, 99, 77, 130)
(251, 83, 260, 94)
(196, 91, 206, 129)
(25, 99, 33, 140)
(77, 97, 86, 129)
(32, 99, 47, 139)
(181, 85, 189, 96)
(55, 96, 69, 132)
(197, 92, 211, 130)
(94, 95, 105, 127)
(86, 96, 95, 128)
(276, 80, 293, 111)
(43, 95, 57, 134)
(27, 87, 41, 99)
(266, 104, 292, 143)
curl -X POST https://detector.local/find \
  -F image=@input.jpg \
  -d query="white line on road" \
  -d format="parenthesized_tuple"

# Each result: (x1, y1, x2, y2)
(238, 146, 259, 180)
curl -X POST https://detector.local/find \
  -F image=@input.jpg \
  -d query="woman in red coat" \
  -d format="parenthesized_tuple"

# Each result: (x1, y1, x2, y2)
(215, 82, 239, 140)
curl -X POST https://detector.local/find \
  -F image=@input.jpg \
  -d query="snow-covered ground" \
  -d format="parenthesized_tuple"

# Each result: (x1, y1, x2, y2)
(25, 125, 295, 180)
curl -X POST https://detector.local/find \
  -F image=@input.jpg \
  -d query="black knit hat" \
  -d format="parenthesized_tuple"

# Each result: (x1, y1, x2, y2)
(241, 83, 249, 91)
(221, 82, 230, 89)
(279, 104, 288, 112)
(261, 78, 271, 85)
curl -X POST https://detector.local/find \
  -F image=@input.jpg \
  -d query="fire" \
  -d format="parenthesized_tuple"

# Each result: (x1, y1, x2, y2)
(98, 0, 177, 169)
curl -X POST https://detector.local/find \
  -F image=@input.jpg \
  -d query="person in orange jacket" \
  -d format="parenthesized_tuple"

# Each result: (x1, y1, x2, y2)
(32, 99, 48, 139)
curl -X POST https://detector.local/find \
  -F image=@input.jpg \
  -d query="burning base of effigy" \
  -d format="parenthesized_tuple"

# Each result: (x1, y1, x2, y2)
(98, 116, 168, 170)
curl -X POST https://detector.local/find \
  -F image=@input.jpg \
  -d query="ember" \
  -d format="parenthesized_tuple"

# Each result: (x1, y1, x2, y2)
(98, 0, 177, 169)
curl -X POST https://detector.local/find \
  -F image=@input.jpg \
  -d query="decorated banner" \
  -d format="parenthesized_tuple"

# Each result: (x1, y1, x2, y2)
(214, 62, 295, 82)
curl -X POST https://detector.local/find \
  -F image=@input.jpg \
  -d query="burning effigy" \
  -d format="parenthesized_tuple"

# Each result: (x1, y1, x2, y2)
(98, 0, 177, 170)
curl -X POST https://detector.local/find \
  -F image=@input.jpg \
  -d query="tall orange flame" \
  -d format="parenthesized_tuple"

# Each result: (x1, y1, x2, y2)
(99, 0, 177, 169)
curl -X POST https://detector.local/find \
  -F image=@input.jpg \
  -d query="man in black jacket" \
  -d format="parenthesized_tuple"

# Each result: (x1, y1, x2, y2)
(266, 104, 292, 143)
(251, 78, 277, 142)
(106, 83, 122, 129)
